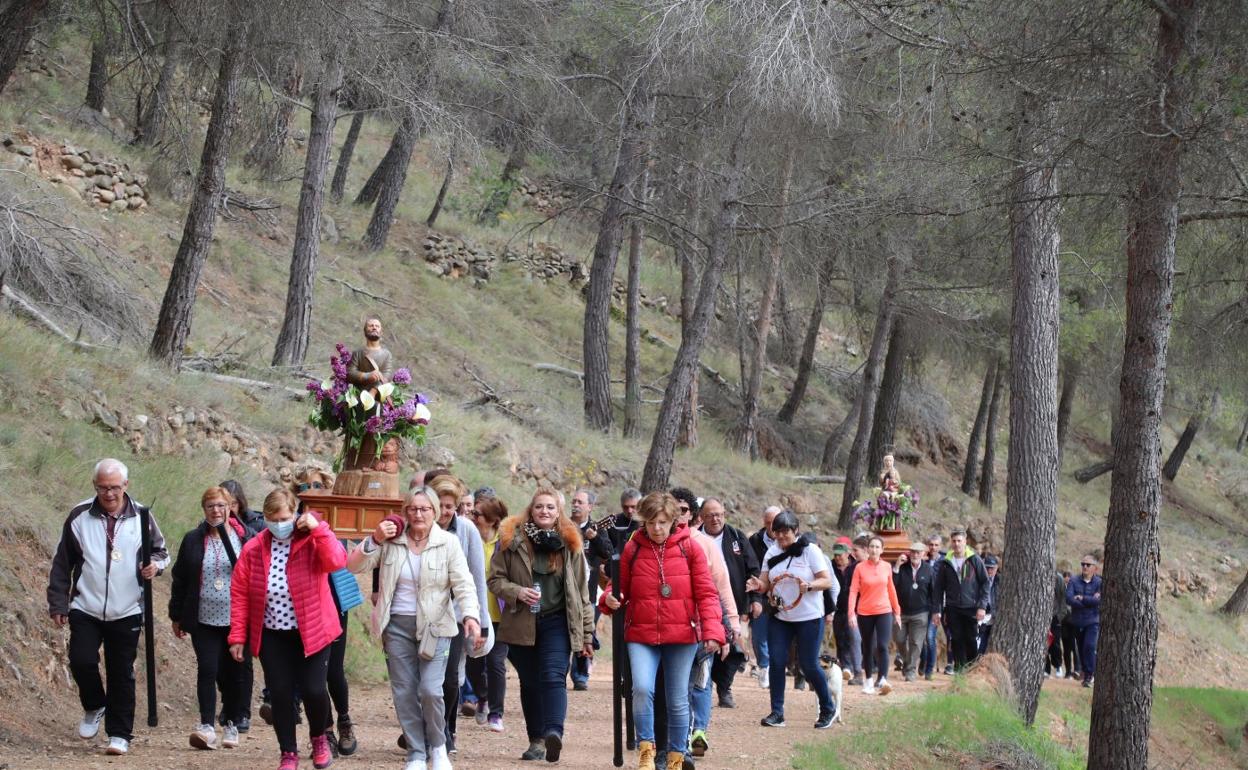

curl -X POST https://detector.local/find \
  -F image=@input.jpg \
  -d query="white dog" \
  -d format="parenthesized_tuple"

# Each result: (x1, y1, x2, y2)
(823, 658, 844, 723)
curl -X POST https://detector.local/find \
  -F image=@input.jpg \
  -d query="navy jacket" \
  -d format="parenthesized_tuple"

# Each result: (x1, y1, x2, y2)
(894, 559, 935, 615)
(1065, 574, 1102, 627)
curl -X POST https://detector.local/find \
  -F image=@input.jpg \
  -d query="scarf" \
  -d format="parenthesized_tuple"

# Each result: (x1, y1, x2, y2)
(766, 533, 813, 570)
(523, 520, 564, 553)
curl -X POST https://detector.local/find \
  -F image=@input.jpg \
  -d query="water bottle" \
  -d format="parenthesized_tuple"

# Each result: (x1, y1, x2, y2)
(530, 582, 542, 614)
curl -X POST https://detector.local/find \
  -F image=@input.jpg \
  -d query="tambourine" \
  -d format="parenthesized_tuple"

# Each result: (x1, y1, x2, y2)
(767, 572, 805, 613)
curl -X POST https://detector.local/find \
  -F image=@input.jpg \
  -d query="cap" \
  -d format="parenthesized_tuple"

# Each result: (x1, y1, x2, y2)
(984, 555, 1000, 567)
(831, 543, 849, 554)
(835, 536, 852, 546)
(909, 541, 927, 551)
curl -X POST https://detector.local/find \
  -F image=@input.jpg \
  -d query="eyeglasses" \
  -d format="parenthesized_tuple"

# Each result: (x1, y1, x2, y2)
(94, 484, 125, 495)
(1081, 562, 1095, 567)
(295, 481, 324, 492)
(204, 503, 229, 511)
(406, 505, 435, 515)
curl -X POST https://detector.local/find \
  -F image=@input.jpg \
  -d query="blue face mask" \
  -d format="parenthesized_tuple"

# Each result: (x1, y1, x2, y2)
(267, 519, 295, 541)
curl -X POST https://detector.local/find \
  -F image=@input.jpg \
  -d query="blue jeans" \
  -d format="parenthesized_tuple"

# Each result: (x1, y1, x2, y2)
(922, 619, 939, 675)
(751, 612, 770, 669)
(507, 612, 571, 741)
(833, 612, 862, 675)
(629, 642, 698, 754)
(767, 617, 833, 717)
(688, 652, 713, 733)
(1074, 623, 1099, 677)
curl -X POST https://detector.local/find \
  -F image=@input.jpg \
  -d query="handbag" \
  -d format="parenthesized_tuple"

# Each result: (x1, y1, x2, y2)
(329, 568, 365, 612)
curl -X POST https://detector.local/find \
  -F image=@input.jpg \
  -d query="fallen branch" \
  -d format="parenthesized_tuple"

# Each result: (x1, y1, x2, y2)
(462, 361, 528, 423)
(321, 274, 399, 308)
(533, 362, 583, 381)
(791, 474, 846, 484)
(1074, 459, 1113, 484)
(2, 284, 109, 350)
(186, 370, 307, 399)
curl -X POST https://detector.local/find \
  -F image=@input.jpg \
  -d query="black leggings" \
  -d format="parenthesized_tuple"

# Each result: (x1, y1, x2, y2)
(858, 613, 894, 682)
(1060, 620, 1080, 673)
(442, 624, 465, 741)
(190, 624, 247, 726)
(259, 628, 331, 753)
(324, 611, 350, 727)
(465, 625, 508, 718)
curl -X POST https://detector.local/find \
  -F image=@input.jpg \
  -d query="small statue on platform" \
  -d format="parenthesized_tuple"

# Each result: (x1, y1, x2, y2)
(879, 453, 902, 498)
(347, 317, 393, 396)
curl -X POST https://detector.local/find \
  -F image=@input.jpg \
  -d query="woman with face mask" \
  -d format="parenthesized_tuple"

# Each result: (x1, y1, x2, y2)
(348, 486, 482, 770)
(227, 488, 346, 770)
(488, 488, 594, 763)
(168, 487, 250, 751)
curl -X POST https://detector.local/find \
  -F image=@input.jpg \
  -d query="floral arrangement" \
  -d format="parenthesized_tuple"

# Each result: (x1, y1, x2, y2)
(852, 483, 919, 531)
(306, 343, 431, 471)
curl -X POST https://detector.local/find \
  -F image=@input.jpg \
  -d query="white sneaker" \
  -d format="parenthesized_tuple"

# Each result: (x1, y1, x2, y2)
(1056, 666, 1064, 678)
(861, 681, 876, 695)
(222, 721, 240, 748)
(104, 736, 129, 755)
(877, 678, 892, 695)
(78, 707, 106, 739)
(190, 723, 217, 750)
(404, 761, 428, 770)
(430, 744, 453, 770)
(756, 666, 769, 688)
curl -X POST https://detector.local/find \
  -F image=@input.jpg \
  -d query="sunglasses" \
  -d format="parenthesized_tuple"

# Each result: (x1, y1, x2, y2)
(296, 481, 324, 492)
(1081, 562, 1095, 567)
(678, 505, 690, 512)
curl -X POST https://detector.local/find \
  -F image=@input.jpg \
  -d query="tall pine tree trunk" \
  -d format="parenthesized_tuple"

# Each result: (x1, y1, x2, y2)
(354, 123, 407, 205)
(149, 30, 244, 369)
(84, 23, 111, 112)
(1161, 393, 1210, 481)
(272, 54, 342, 367)
(329, 111, 364, 204)
(246, 63, 302, 180)
(1237, 412, 1248, 452)
(837, 256, 903, 529)
(962, 358, 997, 494)
(993, 97, 1061, 725)
(623, 163, 649, 439)
(736, 145, 796, 458)
(777, 255, 831, 424)
(775, 274, 801, 367)
(1220, 571, 1248, 615)
(821, 399, 860, 474)
(866, 315, 909, 480)
(641, 140, 744, 491)
(477, 140, 526, 225)
(361, 110, 418, 252)
(583, 76, 651, 432)
(0, 0, 50, 98)
(1056, 359, 1080, 463)
(978, 359, 1006, 509)
(1088, 4, 1194, 766)
(426, 143, 456, 226)
(678, 246, 700, 448)
(135, 18, 178, 146)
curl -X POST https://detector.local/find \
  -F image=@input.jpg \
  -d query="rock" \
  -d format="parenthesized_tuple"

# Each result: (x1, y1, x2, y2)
(69, 167, 85, 177)
(320, 214, 339, 243)
(415, 443, 456, 469)
(91, 404, 120, 432)
(80, 163, 95, 175)
(124, 184, 143, 198)
(167, 413, 185, 432)
(128, 196, 146, 210)
(61, 154, 84, 169)
(94, 175, 111, 189)
(213, 451, 233, 476)
(109, 199, 129, 212)
(131, 414, 149, 431)
(97, 189, 116, 203)
(12, 145, 35, 157)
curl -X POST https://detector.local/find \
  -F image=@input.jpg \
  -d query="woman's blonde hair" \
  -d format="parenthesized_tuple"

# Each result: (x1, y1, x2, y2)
(262, 488, 298, 519)
(634, 491, 679, 524)
(201, 486, 234, 509)
(429, 474, 467, 502)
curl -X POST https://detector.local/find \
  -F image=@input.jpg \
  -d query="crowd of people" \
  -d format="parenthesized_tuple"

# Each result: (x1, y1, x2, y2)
(47, 457, 1103, 770)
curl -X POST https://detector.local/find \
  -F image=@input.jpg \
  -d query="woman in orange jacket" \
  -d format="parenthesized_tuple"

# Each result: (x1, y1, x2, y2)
(848, 536, 901, 695)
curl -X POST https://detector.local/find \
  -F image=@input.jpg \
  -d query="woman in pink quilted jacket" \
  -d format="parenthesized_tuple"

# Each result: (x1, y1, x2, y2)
(228, 488, 345, 770)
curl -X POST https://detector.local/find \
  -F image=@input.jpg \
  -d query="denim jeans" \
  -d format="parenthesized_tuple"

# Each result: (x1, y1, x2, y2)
(833, 611, 862, 674)
(688, 652, 713, 733)
(629, 642, 698, 754)
(750, 612, 770, 669)
(507, 612, 571, 741)
(1074, 622, 1099, 677)
(766, 617, 833, 717)
(921, 618, 939, 675)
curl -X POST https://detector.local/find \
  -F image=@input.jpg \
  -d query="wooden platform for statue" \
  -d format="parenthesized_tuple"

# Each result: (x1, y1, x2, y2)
(298, 493, 404, 540)
(875, 529, 913, 563)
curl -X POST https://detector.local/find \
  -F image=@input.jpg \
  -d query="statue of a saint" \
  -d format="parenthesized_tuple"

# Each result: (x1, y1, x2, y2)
(347, 317, 393, 396)
(879, 453, 902, 498)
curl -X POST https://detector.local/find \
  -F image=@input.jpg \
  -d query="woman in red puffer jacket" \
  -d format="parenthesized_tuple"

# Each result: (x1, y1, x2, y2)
(228, 489, 345, 770)
(601, 492, 725, 770)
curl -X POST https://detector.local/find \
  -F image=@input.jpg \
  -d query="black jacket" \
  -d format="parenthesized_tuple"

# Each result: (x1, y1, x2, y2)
(894, 560, 935, 615)
(747, 528, 774, 570)
(833, 558, 857, 614)
(606, 512, 639, 555)
(713, 524, 759, 615)
(931, 548, 989, 613)
(168, 520, 248, 633)
(579, 520, 614, 601)
(237, 508, 265, 537)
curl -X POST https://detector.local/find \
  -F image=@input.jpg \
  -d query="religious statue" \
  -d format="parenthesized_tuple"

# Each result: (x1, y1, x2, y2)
(347, 317, 393, 396)
(879, 452, 902, 498)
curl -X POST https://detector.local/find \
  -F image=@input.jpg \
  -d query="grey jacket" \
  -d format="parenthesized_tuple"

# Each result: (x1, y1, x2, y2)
(445, 515, 489, 626)
(48, 494, 170, 621)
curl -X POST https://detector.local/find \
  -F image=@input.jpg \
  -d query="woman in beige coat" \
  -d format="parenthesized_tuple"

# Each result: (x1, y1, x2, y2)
(348, 486, 481, 770)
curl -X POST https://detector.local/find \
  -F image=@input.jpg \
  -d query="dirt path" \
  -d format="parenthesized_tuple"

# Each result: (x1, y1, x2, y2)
(4, 660, 948, 770)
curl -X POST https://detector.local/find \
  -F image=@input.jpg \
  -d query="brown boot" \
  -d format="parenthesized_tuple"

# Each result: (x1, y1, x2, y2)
(637, 740, 657, 770)
(666, 751, 686, 770)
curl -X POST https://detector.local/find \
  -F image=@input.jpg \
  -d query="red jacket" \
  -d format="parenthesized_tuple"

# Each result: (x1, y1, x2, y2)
(599, 524, 726, 647)
(228, 518, 346, 657)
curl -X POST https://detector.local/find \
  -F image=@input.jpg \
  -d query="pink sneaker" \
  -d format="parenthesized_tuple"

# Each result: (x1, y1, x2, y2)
(278, 751, 300, 770)
(311, 734, 333, 769)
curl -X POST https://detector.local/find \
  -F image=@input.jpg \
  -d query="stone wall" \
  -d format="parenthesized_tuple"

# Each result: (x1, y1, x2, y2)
(2, 135, 151, 212)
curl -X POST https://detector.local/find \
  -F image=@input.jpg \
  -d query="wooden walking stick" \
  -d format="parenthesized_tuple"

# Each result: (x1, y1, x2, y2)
(611, 553, 623, 767)
(138, 504, 158, 727)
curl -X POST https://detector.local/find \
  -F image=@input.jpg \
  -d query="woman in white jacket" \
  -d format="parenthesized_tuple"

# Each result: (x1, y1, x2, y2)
(348, 486, 482, 770)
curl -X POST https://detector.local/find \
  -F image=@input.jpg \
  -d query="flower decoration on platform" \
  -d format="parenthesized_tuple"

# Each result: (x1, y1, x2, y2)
(307, 343, 430, 471)
(852, 484, 919, 532)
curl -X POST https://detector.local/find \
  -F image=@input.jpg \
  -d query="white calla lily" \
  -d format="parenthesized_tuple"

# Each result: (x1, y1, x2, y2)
(414, 403, 431, 424)
(345, 390, 359, 408)
(320, 379, 333, 392)
(360, 390, 376, 411)
(377, 382, 395, 400)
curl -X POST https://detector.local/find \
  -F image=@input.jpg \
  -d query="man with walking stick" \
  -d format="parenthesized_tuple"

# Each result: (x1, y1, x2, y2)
(48, 458, 168, 756)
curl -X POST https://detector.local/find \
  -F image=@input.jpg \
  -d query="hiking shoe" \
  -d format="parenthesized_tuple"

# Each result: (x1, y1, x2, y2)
(877, 678, 893, 695)
(324, 726, 340, 758)
(404, 760, 428, 770)
(1082, 676, 1094, 688)
(461, 700, 477, 718)
(544, 732, 563, 762)
(488, 714, 504, 732)
(337, 717, 357, 756)
(429, 745, 451, 770)
(573, 680, 589, 691)
(862, 681, 876, 695)
(475, 707, 489, 726)
(755, 666, 769, 688)
(278, 751, 300, 770)
(944, 664, 955, 675)
(924, 672, 934, 681)
(904, 673, 915, 683)
(847, 675, 864, 686)
(78, 707, 106, 739)
(717, 690, 736, 708)
(446, 733, 457, 754)
(104, 736, 129, 755)
(190, 723, 218, 750)
(760, 711, 786, 727)
(521, 739, 546, 760)
(259, 700, 274, 725)
(815, 708, 835, 729)
(236, 716, 251, 733)
(222, 722, 240, 748)
(311, 733, 333, 768)
(793, 673, 807, 691)
(690, 729, 709, 756)
(841, 668, 852, 682)
(398, 733, 408, 750)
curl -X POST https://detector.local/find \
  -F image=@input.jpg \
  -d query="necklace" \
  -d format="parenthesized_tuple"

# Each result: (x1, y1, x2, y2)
(104, 514, 122, 563)
(209, 534, 227, 591)
(652, 540, 672, 598)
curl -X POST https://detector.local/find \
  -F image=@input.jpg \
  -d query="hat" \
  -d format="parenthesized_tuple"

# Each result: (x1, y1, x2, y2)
(831, 543, 849, 555)
(984, 555, 1000, 567)
(835, 536, 852, 546)
(909, 541, 927, 551)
